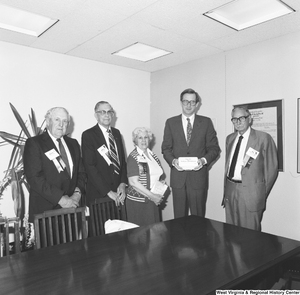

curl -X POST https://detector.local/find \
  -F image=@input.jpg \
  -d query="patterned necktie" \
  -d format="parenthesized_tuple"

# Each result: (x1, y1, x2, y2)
(186, 118, 192, 146)
(228, 135, 243, 179)
(107, 129, 120, 174)
(57, 138, 71, 176)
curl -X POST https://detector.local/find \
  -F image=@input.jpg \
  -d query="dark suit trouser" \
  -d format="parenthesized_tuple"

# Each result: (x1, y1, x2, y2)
(224, 179, 263, 231)
(172, 175, 207, 218)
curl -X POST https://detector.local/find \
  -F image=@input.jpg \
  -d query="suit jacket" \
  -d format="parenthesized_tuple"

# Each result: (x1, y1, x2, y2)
(161, 114, 220, 189)
(224, 128, 278, 211)
(81, 124, 127, 205)
(23, 130, 86, 222)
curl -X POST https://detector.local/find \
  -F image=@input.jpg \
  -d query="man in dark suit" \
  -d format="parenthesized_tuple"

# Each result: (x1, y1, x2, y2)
(223, 106, 278, 231)
(162, 88, 220, 218)
(81, 101, 127, 207)
(24, 107, 86, 222)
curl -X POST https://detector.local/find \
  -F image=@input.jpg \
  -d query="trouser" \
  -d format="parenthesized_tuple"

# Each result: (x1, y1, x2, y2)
(224, 179, 263, 231)
(172, 177, 207, 218)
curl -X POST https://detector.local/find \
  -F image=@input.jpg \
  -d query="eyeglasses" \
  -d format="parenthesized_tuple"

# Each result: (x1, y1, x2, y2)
(231, 115, 250, 124)
(182, 100, 197, 106)
(96, 110, 114, 116)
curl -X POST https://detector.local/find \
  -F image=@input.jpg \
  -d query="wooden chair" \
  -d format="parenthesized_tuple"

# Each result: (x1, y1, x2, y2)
(0, 217, 20, 257)
(33, 207, 87, 249)
(89, 197, 127, 236)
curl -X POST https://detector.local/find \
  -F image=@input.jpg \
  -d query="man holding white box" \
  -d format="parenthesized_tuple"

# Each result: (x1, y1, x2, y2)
(162, 88, 220, 218)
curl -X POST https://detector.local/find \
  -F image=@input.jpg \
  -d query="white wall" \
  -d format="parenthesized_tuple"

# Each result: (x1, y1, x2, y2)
(1, 29, 300, 241)
(0, 41, 150, 217)
(151, 31, 300, 241)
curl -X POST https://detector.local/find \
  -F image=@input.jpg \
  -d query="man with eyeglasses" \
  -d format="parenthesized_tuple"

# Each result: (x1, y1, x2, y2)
(223, 106, 278, 231)
(162, 88, 220, 218)
(81, 101, 127, 208)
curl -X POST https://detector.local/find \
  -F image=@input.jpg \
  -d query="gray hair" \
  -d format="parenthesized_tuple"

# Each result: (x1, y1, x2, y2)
(231, 106, 251, 117)
(132, 127, 153, 145)
(45, 107, 70, 123)
(94, 101, 113, 112)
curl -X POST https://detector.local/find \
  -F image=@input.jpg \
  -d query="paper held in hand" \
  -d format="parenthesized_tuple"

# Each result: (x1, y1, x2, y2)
(178, 157, 198, 170)
(151, 181, 168, 196)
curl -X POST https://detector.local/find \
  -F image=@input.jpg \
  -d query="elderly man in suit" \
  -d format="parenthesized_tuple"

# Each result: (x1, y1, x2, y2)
(162, 88, 220, 218)
(223, 106, 278, 231)
(24, 107, 86, 223)
(81, 101, 127, 207)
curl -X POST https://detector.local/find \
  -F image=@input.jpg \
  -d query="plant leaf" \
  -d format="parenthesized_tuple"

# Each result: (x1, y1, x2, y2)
(0, 136, 23, 148)
(29, 108, 38, 136)
(3, 130, 23, 178)
(9, 103, 31, 138)
(11, 170, 24, 219)
(0, 131, 27, 144)
(38, 119, 46, 135)
(22, 178, 30, 193)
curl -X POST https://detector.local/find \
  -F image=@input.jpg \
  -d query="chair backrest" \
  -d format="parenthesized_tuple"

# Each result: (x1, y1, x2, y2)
(89, 197, 127, 236)
(33, 207, 87, 249)
(0, 217, 20, 257)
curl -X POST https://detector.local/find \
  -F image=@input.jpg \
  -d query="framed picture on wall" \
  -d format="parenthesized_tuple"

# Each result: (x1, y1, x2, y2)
(234, 99, 283, 172)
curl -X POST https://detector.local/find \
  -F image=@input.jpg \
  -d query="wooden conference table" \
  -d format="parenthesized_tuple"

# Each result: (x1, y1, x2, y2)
(1, 215, 300, 294)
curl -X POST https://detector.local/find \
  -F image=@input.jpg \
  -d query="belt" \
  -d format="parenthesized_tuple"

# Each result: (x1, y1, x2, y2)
(227, 177, 242, 184)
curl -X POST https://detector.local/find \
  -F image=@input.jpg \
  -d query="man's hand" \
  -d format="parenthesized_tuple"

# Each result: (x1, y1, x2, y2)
(58, 195, 79, 208)
(107, 191, 120, 206)
(117, 183, 126, 205)
(193, 158, 206, 171)
(70, 190, 81, 203)
(172, 159, 184, 171)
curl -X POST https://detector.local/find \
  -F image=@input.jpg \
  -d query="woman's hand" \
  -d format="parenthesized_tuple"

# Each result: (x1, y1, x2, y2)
(150, 193, 163, 206)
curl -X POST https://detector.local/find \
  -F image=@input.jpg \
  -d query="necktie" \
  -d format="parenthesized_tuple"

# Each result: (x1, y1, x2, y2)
(228, 135, 243, 179)
(186, 118, 192, 146)
(107, 129, 120, 174)
(57, 138, 71, 176)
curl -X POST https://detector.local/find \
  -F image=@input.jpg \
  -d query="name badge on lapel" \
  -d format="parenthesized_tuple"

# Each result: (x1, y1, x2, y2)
(98, 145, 112, 166)
(45, 149, 63, 173)
(243, 147, 259, 168)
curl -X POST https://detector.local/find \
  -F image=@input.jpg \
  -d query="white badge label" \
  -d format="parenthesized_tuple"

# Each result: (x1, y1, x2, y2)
(97, 145, 112, 165)
(243, 147, 259, 167)
(137, 155, 147, 163)
(45, 149, 64, 173)
(246, 147, 259, 159)
(45, 149, 60, 161)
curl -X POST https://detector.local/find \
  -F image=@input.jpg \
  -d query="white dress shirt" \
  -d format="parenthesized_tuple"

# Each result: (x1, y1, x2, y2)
(182, 114, 195, 141)
(228, 127, 251, 181)
(48, 130, 73, 177)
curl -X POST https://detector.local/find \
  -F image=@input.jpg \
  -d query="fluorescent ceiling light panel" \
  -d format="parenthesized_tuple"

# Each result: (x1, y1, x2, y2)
(0, 4, 58, 37)
(204, 0, 294, 31)
(112, 42, 172, 62)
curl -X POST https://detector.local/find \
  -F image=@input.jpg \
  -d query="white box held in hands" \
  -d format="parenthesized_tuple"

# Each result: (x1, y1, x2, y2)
(178, 157, 198, 170)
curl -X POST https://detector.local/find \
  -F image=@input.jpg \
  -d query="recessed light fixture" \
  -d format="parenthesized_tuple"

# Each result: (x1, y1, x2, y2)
(112, 42, 172, 62)
(203, 0, 294, 31)
(0, 4, 59, 37)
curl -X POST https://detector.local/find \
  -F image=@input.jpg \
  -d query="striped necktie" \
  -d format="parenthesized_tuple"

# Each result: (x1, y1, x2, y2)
(186, 118, 192, 146)
(57, 138, 71, 176)
(107, 129, 120, 174)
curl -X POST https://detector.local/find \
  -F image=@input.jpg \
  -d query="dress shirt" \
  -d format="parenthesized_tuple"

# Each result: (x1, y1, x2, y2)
(182, 114, 195, 141)
(180, 113, 207, 166)
(228, 127, 251, 181)
(48, 130, 73, 177)
(98, 124, 120, 159)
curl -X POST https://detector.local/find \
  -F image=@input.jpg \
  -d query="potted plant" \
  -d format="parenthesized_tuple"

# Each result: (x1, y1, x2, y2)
(0, 103, 45, 250)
